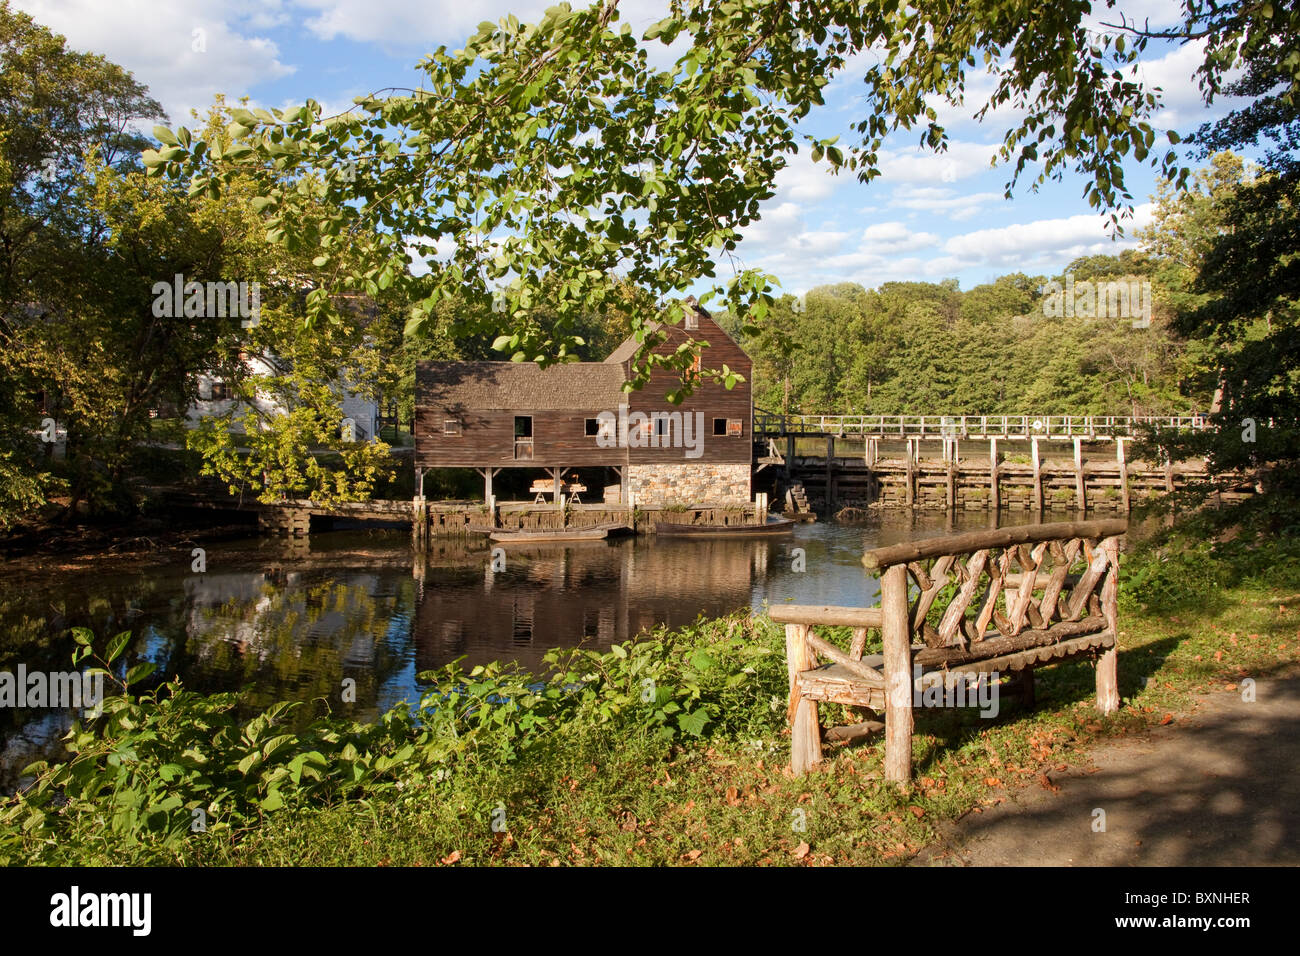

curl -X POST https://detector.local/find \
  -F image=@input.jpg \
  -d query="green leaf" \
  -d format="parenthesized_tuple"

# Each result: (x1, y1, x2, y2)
(105, 631, 131, 664)
(153, 126, 179, 147)
(124, 662, 156, 686)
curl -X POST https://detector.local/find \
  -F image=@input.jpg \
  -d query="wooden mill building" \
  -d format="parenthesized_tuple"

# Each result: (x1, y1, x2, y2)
(414, 299, 753, 506)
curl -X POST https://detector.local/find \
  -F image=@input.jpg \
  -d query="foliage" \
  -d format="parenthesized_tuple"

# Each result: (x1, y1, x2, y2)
(144, 0, 1273, 395)
(733, 266, 1204, 417)
(0, 615, 788, 861)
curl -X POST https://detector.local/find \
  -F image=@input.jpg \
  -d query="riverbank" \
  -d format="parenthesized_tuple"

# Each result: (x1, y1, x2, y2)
(3, 513, 1298, 866)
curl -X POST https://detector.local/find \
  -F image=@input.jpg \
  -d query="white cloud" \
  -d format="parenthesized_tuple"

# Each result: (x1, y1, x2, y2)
(876, 139, 1001, 185)
(941, 205, 1155, 269)
(14, 0, 295, 124)
(888, 184, 1005, 221)
(859, 221, 940, 254)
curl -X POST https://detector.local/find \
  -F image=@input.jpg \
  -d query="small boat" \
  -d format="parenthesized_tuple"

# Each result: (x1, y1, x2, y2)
(489, 526, 614, 544)
(654, 516, 796, 537)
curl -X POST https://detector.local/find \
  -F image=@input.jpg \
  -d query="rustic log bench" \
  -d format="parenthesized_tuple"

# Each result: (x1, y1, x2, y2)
(772, 518, 1127, 783)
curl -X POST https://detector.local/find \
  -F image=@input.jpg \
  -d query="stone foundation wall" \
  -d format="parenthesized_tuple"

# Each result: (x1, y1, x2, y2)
(626, 462, 751, 505)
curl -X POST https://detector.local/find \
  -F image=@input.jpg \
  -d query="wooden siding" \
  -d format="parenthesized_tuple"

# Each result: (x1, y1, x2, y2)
(415, 406, 628, 469)
(414, 302, 753, 471)
(622, 310, 752, 466)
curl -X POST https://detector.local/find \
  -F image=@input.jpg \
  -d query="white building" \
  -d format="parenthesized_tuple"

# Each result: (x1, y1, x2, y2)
(187, 352, 379, 441)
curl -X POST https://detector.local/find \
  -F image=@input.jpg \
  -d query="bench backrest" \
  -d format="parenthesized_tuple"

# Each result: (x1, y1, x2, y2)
(862, 519, 1126, 653)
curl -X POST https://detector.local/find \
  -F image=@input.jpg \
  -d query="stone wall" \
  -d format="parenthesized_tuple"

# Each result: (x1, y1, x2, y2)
(626, 462, 751, 505)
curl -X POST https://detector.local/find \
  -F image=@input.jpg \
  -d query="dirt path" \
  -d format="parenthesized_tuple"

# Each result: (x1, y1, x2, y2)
(915, 668, 1300, 866)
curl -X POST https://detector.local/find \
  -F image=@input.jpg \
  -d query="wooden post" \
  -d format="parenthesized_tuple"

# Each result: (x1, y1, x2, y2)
(881, 563, 913, 786)
(905, 438, 916, 507)
(1073, 437, 1086, 512)
(1116, 439, 1131, 512)
(552, 467, 562, 505)
(785, 623, 822, 775)
(989, 437, 1000, 512)
(1096, 536, 1121, 714)
(1164, 458, 1175, 495)
(945, 458, 956, 511)
(1031, 437, 1043, 514)
(785, 435, 795, 478)
(825, 436, 835, 513)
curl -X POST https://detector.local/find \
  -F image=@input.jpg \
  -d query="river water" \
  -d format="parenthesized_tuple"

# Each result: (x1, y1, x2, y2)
(0, 511, 1049, 789)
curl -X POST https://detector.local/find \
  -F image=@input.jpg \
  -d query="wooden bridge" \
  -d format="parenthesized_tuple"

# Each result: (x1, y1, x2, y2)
(751, 410, 1241, 515)
(753, 410, 1211, 442)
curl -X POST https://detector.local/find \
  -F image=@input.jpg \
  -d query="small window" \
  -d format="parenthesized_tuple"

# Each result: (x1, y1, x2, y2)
(514, 416, 532, 438)
(443, 420, 461, 436)
(713, 417, 727, 436)
(685, 310, 698, 330)
(727, 419, 742, 437)
(585, 418, 600, 436)
(655, 416, 670, 437)
(210, 381, 231, 401)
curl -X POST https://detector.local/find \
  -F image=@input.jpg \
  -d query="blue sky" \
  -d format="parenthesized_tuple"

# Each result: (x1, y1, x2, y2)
(16, 0, 1249, 298)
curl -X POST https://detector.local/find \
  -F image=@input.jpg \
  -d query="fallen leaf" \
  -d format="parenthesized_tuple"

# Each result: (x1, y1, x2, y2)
(793, 841, 810, 859)
(683, 849, 703, 862)
(725, 786, 740, 806)
(440, 850, 461, 865)
(984, 776, 1001, 787)
(1160, 713, 1174, 725)
(1038, 773, 1060, 793)
(908, 805, 925, 819)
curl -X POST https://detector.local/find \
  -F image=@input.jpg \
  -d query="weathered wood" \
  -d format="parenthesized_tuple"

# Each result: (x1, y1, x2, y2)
(905, 439, 916, 507)
(1096, 537, 1121, 714)
(797, 666, 887, 710)
(990, 437, 1001, 511)
(769, 605, 884, 628)
(786, 624, 822, 775)
(881, 563, 913, 785)
(974, 549, 1012, 640)
(863, 519, 1128, 569)
(824, 719, 885, 744)
(938, 549, 989, 645)
(1117, 439, 1131, 512)
(1067, 537, 1116, 620)
(1031, 437, 1043, 513)
(1074, 437, 1086, 511)
(912, 615, 1109, 667)
(1039, 538, 1082, 626)
(1008, 542, 1048, 635)
(910, 554, 956, 637)
(805, 631, 885, 686)
(953, 630, 1116, 675)
(849, 627, 869, 660)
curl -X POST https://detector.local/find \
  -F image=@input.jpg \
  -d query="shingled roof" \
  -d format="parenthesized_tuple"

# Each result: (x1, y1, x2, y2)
(416, 361, 627, 410)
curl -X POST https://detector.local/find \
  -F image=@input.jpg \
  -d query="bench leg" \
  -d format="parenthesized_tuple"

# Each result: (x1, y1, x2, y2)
(882, 563, 913, 786)
(1096, 646, 1119, 714)
(791, 696, 822, 776)
(785, 623, 822, 775)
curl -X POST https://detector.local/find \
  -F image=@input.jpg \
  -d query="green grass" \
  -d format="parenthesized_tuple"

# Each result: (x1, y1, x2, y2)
(6, 518, 1299, 867)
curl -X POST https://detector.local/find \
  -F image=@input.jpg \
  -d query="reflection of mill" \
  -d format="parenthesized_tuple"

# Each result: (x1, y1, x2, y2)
(413, 538, 771, 674)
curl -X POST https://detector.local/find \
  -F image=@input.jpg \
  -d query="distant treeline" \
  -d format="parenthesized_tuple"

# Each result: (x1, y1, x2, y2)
(719, 250, 1211, 417)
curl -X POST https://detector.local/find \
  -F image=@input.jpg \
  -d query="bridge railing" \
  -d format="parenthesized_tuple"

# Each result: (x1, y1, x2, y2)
(753, 410, 1211, 441)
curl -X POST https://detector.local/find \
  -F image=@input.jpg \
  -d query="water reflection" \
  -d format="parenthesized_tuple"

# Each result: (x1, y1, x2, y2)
(0, 509, 1050, 789)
